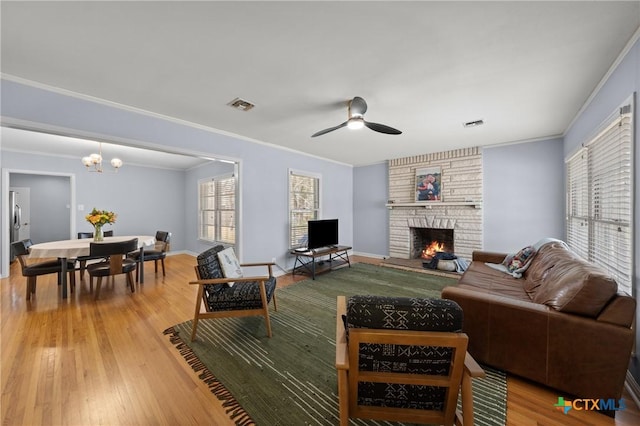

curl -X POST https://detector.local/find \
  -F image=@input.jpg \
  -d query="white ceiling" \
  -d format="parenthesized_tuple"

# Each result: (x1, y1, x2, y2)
(1, 1, 639, 166)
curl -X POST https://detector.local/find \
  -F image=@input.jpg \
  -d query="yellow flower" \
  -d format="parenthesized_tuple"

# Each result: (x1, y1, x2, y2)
(85, 208, 116, 227)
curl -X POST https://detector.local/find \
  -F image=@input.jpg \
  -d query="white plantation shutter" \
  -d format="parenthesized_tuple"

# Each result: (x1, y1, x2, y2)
(199, 174, 236, 244)
(566, 148, 589, 259)
(289, 170, 320, 248)
(565, 102, 633, 295)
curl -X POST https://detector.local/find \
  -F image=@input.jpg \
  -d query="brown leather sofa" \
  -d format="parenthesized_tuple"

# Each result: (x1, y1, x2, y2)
(441, 240, 635, 401)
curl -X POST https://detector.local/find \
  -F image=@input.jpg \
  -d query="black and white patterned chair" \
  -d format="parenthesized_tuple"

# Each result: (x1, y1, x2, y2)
(189, 245, 277, 341)
(336, 295, 485, 426)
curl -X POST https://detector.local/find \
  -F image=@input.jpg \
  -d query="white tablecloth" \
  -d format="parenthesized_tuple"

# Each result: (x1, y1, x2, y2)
(28, 235, 156, 259)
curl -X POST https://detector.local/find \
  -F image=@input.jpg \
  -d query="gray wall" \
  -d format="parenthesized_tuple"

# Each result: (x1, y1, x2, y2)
(351, 139, 566, 259)
(10, 173, 71, 243)
(563, 37, 640, 384)
(352, 162, 388, 257)
(483, 138, 565, 252)
(0, 78, 354, 277)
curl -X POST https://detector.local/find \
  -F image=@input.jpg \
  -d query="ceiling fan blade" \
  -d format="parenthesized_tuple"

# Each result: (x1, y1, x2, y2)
(364, 121, 402, 135)
(311, 121, 348, 137)
(350, 96, 368, 116)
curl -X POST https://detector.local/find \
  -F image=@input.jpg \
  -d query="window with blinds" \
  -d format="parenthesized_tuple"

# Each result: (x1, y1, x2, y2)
(199, 174, 236, 244)
(289, 170, 320, 248)
(566, 102, 633, 295)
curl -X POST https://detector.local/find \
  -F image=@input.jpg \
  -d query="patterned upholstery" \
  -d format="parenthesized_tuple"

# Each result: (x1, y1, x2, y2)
(197, 246, 277, 312)
(345, 295, 464, 411)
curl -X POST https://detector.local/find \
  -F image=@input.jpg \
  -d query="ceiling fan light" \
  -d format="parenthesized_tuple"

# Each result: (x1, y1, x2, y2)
(347, 117, 364, 130)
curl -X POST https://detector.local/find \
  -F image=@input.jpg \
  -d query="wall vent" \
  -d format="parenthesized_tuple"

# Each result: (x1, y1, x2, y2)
(227, 98, 255, 111)
(463, 119, 484, 128)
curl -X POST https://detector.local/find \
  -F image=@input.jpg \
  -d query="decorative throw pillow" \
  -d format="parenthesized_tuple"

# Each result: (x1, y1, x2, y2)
(502, 245, 537, 278)
(217, 247, 243, 287)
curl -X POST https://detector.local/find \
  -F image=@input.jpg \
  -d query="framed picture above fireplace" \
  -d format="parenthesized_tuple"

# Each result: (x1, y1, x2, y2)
(415, 167, 442, 202)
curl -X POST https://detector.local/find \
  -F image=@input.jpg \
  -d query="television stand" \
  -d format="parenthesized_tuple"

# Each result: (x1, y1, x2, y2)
(290, 245, 352, 280)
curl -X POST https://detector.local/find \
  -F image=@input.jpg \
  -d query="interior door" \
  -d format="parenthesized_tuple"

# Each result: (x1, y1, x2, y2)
(9, 187, 30, 242)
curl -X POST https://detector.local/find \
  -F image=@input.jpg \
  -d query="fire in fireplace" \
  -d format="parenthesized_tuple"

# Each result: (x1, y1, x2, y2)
(411, 228, 454, 260)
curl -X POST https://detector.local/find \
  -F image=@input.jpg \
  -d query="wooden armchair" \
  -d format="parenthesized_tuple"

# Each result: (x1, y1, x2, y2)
(189, 245, 278, 341)
(335, 295, 485, 426)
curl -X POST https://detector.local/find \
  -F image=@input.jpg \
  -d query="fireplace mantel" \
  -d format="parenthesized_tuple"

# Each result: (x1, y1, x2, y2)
(386, 201, 481, 209)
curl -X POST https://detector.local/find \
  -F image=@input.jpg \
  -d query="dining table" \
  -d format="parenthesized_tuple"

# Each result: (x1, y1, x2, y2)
(28, 235, 156, 299)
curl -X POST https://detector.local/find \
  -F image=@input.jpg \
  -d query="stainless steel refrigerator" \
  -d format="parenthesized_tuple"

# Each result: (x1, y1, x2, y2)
(9, 190, 21, 262)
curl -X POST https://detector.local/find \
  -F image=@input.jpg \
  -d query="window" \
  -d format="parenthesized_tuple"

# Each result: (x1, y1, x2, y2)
(566, 101, 633, 294)
(289, 170, 320, 248)
(199, 174, 236, 244)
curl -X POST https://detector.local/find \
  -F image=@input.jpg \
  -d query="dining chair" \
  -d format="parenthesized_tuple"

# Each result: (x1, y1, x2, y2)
(77, 230, 114, 282)
(127, 230, 171, 282)
(86, 238, 138, 299)
(11, 239, 76, 301)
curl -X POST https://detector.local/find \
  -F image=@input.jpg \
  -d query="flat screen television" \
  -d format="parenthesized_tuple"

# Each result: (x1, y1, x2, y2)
(307, 219, 339, 250)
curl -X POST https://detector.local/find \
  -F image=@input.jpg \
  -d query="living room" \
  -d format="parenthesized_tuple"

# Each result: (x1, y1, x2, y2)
(2, 1, 640, 425)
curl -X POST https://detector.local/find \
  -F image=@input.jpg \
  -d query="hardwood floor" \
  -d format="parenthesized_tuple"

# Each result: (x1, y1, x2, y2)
(2, 253, 639, 425)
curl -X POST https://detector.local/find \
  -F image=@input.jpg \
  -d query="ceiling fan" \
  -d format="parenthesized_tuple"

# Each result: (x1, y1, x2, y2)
(311, 96, 402, 137)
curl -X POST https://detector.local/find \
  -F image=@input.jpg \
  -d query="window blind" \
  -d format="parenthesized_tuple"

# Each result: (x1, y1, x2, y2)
(289, 171, 320, 248)
(566, 104, 633, 295)
(199, 174, 236, 244)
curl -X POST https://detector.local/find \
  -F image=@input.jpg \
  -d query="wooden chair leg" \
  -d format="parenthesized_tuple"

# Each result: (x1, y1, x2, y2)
(26, 277, 35, 301)
(94, 277, 103, 300)
(338, 369, 349, 426)
(154, 259, 158, 273)
(161, 258, 166, 276)
(259, 281, 272, 338)
(191, 286, 205, 342)
(461, 370, 474, 426)
(79, 260, 86, 281)
(127, 271, 135, 293)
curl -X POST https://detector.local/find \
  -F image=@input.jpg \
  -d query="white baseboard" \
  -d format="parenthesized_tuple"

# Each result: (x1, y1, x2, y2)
(351, 251, 388, 259)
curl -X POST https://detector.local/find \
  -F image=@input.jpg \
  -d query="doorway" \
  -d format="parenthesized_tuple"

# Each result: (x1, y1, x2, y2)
(1, 170, 76, 278)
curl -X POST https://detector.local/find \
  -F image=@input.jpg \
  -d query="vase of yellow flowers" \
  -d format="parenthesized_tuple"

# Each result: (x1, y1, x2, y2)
(85, 208, 116, 242)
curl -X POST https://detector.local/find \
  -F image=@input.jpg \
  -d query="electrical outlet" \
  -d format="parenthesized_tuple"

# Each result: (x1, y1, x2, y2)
(271, 257, 276, 263)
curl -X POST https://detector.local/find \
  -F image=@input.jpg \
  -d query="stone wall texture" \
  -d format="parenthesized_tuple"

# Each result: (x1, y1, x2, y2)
(388, 147, 483, 261)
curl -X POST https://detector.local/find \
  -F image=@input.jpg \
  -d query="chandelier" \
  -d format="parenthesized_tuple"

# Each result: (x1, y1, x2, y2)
(81, 142, 123, 172)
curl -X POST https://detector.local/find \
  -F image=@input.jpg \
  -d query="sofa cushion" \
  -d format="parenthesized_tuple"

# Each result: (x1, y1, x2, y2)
(532, 252, 618, 317)
(458, 262, 531, 301)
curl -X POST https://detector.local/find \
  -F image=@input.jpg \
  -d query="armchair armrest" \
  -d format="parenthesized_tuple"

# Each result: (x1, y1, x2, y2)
(240, 262, 275, 267)
(336, 296, 348, 370)
(463, 352, 485, 378)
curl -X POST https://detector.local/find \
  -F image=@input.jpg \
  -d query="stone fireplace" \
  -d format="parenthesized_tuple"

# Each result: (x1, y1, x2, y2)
(411, 227, 454, 260)
(387, 147, 483, 263)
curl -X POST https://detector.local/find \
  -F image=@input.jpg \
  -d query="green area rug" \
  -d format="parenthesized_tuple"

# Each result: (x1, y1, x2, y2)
(165, 263, 507, 425)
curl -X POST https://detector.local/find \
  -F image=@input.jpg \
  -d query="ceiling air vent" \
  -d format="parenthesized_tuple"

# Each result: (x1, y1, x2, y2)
(227, 97, 255, 111)
(463, 119, 484, 128)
